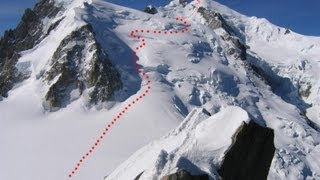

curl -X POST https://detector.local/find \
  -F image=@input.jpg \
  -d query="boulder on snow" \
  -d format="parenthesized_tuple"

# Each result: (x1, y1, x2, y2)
(218, 121, 275, 180)
(161, 170, 209, 180)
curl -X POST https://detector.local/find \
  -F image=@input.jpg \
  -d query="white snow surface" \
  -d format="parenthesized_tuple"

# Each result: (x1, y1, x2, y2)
(0, 0, 320, 180)
(106, 106, 250, 180)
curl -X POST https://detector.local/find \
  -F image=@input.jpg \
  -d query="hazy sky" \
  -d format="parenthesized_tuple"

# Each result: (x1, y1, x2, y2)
(0, 0, 319, 36)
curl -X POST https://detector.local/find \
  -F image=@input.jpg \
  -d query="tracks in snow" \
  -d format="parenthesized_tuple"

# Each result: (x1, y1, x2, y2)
(67, 0, 201, 178)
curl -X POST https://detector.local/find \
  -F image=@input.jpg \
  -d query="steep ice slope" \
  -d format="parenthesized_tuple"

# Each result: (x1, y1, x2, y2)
(0, 0, 319, 180)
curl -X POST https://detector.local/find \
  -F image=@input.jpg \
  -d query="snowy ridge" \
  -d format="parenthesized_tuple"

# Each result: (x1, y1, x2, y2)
(105, 106, 250, 180)
(207, 0, 320, 127)
(0, 0, 319, 179)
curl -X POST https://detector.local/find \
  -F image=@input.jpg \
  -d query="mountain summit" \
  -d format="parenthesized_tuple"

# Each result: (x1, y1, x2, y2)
(0, 0, 319, 180)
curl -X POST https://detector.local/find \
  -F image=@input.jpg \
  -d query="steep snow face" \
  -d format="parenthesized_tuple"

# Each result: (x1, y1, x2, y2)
(206, 0, 320, 127)
(244, 17, 320, 128)
(0, 0, 320, 180)
(106, 106, 250, 180)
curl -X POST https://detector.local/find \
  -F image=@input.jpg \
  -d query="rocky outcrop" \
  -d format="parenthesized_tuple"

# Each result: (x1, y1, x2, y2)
(134, 171, 144, 180)
(178, 0, 188, 7)
(218, 121, 275, 180)
(198, 7, 247, 60)
(46, 17, 65, 36)
(229, 36, 247, 60)
(161, 170, 209, 180)
(144, 5, 158, 14)
(158, 120, 275, 180)
(198, 7, 234, 34)
(0, 0, 60, 98)
(299, 81, 312, 98)
(284, 28, 291, 35)
(0, 0, 121, 109)
(44, 24, 122, 111)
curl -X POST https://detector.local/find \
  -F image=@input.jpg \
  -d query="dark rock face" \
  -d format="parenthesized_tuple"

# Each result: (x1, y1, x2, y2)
(179, 0, 188, 7)
(229, 36, 247, 60)
(161, 170, 209, 180)
(44, 24, 122, 111)
(198, 7, 234, 34)
(134, 171, 144, 180)
(198, 7, 247, 60)
(144, 5, 158, 14)
(0, 0, 60, 98)
(46, 17, 65, 36)
(299, 82, 312, 98)
(218, 121, 275, 180)
(284, 28, 291, 35)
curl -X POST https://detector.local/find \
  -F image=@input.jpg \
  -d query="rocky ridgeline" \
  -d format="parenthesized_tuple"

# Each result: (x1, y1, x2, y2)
(0, 0, 122, 110)
(218, 121, 275, 180)
(198, 7, 247, 60)
(158, 122, 275, 180)
(133, 121, 275, 180)
(44, 24, 122, 111)
(132, 109, 275, 180)
(0, 0, 60, 98)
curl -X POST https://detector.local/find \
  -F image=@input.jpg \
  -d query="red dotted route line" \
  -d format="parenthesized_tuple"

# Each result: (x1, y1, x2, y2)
(67, 0, 200, 178)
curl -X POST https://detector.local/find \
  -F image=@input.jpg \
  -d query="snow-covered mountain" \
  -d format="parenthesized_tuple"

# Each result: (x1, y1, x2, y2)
(0, 0, 319, 180)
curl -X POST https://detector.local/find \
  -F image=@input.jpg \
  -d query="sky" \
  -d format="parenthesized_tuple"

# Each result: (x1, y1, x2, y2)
(0, 0, 37, 36)
(0, 0, 319, 36)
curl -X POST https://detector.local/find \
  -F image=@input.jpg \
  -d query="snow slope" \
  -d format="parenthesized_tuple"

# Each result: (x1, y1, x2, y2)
(106, 106, 250, 179)
(0, 0, 319, 180)
(206, 0, 320, 127)
(0, 1, 182, 180)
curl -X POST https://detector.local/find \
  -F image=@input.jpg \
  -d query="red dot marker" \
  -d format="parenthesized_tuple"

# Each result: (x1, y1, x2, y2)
(67, 1, 201, 177)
